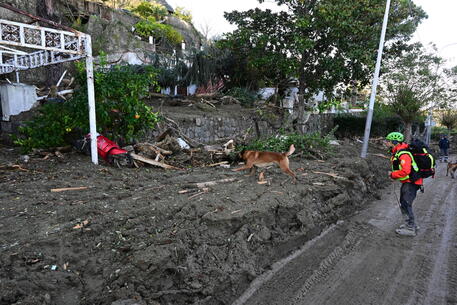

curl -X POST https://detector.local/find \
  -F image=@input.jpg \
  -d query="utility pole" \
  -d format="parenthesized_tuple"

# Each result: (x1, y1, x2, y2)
(360, 0, 391, 158)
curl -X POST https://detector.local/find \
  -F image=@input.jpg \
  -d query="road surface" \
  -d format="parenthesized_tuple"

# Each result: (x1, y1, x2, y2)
(233, 160, 457, 305)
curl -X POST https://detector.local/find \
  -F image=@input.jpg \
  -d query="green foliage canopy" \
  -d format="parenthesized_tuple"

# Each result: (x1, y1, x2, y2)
(131, 1, 168, 20)
(222, 0, 426, 100)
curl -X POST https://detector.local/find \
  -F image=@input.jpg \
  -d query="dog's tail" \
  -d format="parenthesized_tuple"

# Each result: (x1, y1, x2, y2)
(284, 144, 295, 157)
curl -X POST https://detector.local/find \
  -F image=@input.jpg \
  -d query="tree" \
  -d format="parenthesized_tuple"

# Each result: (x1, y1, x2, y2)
(381, 43, 455, 142)
(223, 0, 426, 133)
(440, 110, 457, 135)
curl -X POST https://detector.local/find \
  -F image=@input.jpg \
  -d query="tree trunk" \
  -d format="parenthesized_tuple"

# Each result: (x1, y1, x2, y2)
(404, 121, 413, 143)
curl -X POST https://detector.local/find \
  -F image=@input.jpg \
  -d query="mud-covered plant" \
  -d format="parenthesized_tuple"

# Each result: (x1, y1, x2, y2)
(14, 62, 161, 152)
(225, 87, 258, 107)
(239, 131, 335, 159)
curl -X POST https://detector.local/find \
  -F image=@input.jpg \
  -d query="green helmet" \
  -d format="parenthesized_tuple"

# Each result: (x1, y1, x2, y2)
(386, 132, 404, 142)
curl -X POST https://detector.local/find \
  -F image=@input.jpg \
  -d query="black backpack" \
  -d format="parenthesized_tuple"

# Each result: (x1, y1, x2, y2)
(408, 138, 436, 179)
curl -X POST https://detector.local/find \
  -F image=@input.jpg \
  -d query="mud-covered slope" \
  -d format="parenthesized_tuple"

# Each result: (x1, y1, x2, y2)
(0, 141, 390, 305)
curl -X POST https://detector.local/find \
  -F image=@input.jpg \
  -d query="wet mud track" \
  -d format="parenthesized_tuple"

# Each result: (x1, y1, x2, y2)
(235, 160, 457, 305)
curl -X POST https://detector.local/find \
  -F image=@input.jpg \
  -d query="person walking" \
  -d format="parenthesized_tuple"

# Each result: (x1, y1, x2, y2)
(385, 132, 423, 237)
(438, 134, 450, 163)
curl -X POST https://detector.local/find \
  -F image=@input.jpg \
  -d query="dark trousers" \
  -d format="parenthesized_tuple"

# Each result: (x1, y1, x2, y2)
(440, 148, 449, 161)
(400, 183, 420, 227)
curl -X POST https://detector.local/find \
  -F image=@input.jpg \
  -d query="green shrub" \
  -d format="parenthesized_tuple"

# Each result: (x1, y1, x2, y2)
(174, 7, 192, 23)
(225, 87, 258, 107)
(134, 18, 183, 45)
(131, 1, 168, 20)
(239, 131, 334, 159)
(334, 110, 402, 139)
(15, 63, 161, 152)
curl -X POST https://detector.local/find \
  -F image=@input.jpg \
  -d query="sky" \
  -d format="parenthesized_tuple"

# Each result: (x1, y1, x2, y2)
(167, 0, 457, 67)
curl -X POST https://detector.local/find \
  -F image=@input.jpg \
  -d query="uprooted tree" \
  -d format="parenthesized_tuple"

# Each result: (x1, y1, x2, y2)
(222, 0, 426, 133)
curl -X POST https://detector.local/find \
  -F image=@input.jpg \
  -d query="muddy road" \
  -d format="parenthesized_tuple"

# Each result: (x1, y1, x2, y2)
(234, 160, 457, 305)
(1, 139, 454, 305)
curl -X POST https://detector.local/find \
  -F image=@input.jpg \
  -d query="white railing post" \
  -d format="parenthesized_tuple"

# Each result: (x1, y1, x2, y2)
(85, 34, 98, 165)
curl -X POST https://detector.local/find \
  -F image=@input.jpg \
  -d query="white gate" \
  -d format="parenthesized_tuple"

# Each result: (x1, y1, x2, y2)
(0, 4, 98, 164)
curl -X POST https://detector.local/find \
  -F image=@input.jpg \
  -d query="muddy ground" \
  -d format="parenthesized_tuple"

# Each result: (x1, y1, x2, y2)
(1, 139, 392, 305)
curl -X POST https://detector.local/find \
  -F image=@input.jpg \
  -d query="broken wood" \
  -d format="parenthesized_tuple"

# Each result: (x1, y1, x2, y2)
(0, 164, 28, 171)
(188, 188, 209, 199)
(130, 153, 182, 170)
(312, 171, 343, 179)
(51, 186, 88, 192)
(201, 98, 216, 108)
(205, 161, 229, 167)
(195, 178, 237, 188)
(371, 153, 390, 159)
(134, 142, 172, 156)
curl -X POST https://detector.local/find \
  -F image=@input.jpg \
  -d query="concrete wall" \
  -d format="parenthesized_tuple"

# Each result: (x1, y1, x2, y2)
(0, 84, 38, 121)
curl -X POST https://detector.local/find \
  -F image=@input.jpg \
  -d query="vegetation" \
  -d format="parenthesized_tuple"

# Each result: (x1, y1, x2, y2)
(174, 7, 192, 23)
(239, 130, 336, 159)
(134, 18, 183, 45)
(131, 1, 183, 46)
(440, 110, 457, 134)
(14, 61, 160, 152)
(222, 0, 426, 132)
(225, 87, 258, 107)
(131, 1, 168, 20)
(333, 103, 402, 138)
(380, 43, 455, 142)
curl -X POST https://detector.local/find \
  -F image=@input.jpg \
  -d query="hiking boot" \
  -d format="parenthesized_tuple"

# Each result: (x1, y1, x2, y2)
(399, 224, 420, 231)
(395, 226, 416, 237)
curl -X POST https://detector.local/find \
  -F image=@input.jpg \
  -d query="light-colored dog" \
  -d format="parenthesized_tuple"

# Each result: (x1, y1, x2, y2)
(233, 144, 296, 182)
(446, 161, 457, 179)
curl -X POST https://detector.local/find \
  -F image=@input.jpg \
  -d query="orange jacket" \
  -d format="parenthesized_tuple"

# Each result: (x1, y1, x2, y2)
(390, 143, 423, 185)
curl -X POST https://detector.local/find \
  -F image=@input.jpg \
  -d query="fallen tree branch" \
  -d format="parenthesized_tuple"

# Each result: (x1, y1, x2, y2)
(163, 116, 204, 148)
(130, 153, 182, 170)
(370, 153, 389, 159)
(311, 171, 344, 179)
(205, 161, 229, 167)
(0, 164, 28, 171)
(134, 142, 172, 156)
(195, 178, 237, 188)
(51, 186, 88, 192)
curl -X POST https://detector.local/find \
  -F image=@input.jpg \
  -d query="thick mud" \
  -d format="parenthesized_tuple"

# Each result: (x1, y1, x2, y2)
(0, 140, 390, 305)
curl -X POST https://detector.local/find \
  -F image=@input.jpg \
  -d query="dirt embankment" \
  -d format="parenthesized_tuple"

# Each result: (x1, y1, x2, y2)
(0, 140, 390, 305)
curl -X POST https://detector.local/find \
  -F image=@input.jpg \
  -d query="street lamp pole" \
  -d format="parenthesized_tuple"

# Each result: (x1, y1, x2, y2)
(360, 0, 391, 158)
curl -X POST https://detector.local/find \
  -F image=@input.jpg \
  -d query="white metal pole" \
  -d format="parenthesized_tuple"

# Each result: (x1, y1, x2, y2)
(85, 35, 98, 165)
(360, 0, 391, 158)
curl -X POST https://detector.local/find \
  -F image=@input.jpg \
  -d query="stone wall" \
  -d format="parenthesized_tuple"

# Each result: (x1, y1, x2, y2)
(150, 111, 335, 144)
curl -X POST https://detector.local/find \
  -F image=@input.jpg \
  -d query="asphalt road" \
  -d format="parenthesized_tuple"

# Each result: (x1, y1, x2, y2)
(232, 160, 457, 305)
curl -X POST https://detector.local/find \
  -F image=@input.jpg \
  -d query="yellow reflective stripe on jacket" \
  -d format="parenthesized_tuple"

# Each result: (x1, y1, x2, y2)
(392, 150, 419, 180)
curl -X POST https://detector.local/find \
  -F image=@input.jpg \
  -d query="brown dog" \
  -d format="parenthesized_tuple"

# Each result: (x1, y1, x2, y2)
(233, 144, 296, 182)
(447, 161, 457, 179)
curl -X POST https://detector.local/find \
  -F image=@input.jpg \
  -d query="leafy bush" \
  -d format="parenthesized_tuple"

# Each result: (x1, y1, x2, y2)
(317, 99, 343, 113)
(131, 1, 168, 20)
(225, 87, 258, 107)
(239, 131, 334, 159)
(15, 63, 161, 152)
(334, 103, 403, 139)
(174, 7, 192, 23)
(134, 18, 183, 45)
